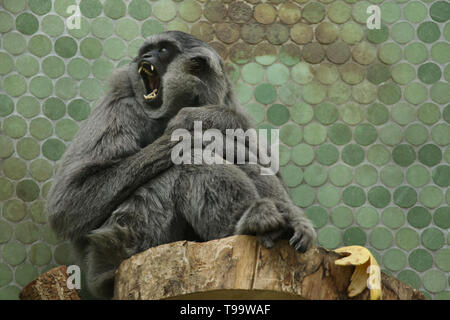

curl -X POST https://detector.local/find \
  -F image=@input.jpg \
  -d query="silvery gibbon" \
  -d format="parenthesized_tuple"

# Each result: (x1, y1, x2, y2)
(46, 31, 316, 299)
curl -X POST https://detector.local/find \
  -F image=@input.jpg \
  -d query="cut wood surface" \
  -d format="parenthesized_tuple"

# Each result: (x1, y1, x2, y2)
(19, 265, 80, 300)
(114, 235, 425, 300)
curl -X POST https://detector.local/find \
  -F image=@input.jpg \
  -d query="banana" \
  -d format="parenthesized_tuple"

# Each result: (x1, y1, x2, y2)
(334, 246, 382, 300)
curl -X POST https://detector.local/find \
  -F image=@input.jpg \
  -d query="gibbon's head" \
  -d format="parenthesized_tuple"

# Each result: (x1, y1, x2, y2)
(129, 31, 237, 119)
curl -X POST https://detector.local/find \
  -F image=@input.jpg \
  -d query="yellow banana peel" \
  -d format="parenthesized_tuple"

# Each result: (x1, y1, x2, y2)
(334, 246, 382, 300)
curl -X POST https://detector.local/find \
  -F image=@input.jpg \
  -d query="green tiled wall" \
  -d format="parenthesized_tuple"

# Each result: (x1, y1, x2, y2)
(0, 0, 449, 300)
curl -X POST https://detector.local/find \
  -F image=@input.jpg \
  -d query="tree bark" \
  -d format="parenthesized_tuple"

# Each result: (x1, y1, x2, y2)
(19, 266, 80, 300)
(114, 235, 425, 300)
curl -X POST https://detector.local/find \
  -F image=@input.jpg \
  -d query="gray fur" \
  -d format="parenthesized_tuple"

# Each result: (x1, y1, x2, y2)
(46, 31, 316, 299)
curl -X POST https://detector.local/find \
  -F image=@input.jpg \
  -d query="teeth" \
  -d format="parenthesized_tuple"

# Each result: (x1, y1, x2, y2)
(143, 89, 158, 101)
(150, 64, 154, 72)
(138, 66, 143, 73)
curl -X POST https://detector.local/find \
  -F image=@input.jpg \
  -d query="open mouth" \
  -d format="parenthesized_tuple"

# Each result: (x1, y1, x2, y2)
(138, 61, 160, 101)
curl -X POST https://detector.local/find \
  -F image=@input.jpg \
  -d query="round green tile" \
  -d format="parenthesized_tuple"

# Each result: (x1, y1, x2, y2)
(370, 227, 393, 250)
(267, 63, 289, 85)
(128, 0, 152, 20)
(230, 42, 251, 65)
(302, 82, 326, 105)
(91, 17, 114, 39)
(343, 227, 366, 246)
(303, 42, 326, 65)
(357, 207, 378, 228)
(235, 81, 252, 104)
(55, 77, 77, 100)
(302, 2, 325, 23)
(42, 139, 67, 161)
(15, 263, 39, 287)
(278, 2, 301, 25)
(279, 44, 301, 66)
(41, 182, 51, 199)
(431, 82, 450, 104)
(418, 103, 441, 125)
(104, 38, 127, 60)
(342, 186, 366, 207)
(241, 63, 264, 85)
(436, 249, 450, 272)
(404, 1, 427, 23)
(342, 144, 364, 166)
(0, 286, 20, 300)
(316, 144, 339, 166)
(116, 19, 139, 41)
(267, 104, 290, 126)
(446, 147, 450, 164)
(281, 164, 303, 187)
(141, 19, 165, 37)
(4, 75, 27, 97)
(80, 38, 102, 60)
(355, 165, 377, 187)
(405, 83, 427, 105)
(290, 185, 315, 208)
(408, 206, 432, 228)
(3, 200, 26, 222)
(30, 159, 53, 182)
(378, 42, 402, 65)
(92, 58, 114, 81)
(16, 12, 39, 35)
(329, 165, 353, 187)
(304, 165, 327, 187)
(382, 207, 405, 229)
(29, 243, 52, 266)
(417, 22, 441, 43)
(351, 0, 370, 24)
(393, 145, 416, 167)
(368, 186, 391, 208)
(17, 180, 40, 202)
(354, 124, 377, 146)
(317, 185, 340, 208)
(0, 178, 14, 200)
(392, 22, 415, 44)
(431, 42, 450, 64)
(383, 249, 406, 272)
(315, 103, 338, 125)
(2, 242, 26, 265)
(366, 24, 389, 44)
(103, 0, 126, 19)
(266, 23, 290, 45)
(55, 37, 78, 59)
(303, 123, 326, 145)
(4, 32, 27, 55)
(4, 115, 27, 139)
(392, 64, 416, 85)
(419, 144, 442, 167)
(423, 270, 447, 293)
(341, 63, 365, 85)
(0, 221, 13, 243)
(328, 81, 351, 105)
(67, 58, 90, 80)
(292, 144, 314, 166)
(16, 221, 40, 244)
(396, 228, 420, 251)
(0, 136, 14, 160)
(0, 94, 14, 117)
(380, 1, 401, 24)
(433, 166, 450, 188)
(41, 15, 64, 37)
(279, 144, 290, 167)
(42, 56, 65, 79)
(2, 157, 26, 180)
(430, 1, 450, 22)
(79, 0, 102, 18)
(421, 227, 444, 251)
(318, 226, 341, 250)
(290, 23, 313, 45)
(30, 76, 53, 99)
(153, 0, 177, 22)
(305, 206, 328, 229)
(331, 206, 353, 229)
(392, 103, 415, 126)
(405, 43, 428, 65)
(366, 63, 390, 85)
(291, 62, 314, 85)
(16, 55, 39, 78)
(0, 11, 14, 33)
(393, 186, 417, 208)
(30, 201, 46, 224)
(418, 63, 441, 84)
(341, 22, 364, 45)
(291, 103, 313, 125)
(341, 103, 363, 125)
(30, 118, 52, 140)
(315, 22, 338, 44)
(352, 42, 376, 65)
(419, 186, 443, 208)
(407, 165, 430, 187)
(54, 0, 76, 17)
(432, 124, 450, 146)
(405, 124, 427, 147)
(328, 123, 352, 145)
(244, 103, 264, 124)
(366, 103, 388, 126)
(67, 16, 89, 38)
(17, 138, 40, 160)
(0, 52, 13, 76)
(352, 81, 377, 104)
(279, 124, 302, 146)
(0, 263, 13, 286)
(254, 84, 277, 105)
(378, 82, 401, 105)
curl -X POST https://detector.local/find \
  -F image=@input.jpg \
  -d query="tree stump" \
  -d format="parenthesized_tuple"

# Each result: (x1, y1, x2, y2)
(114, 235, 425, 300)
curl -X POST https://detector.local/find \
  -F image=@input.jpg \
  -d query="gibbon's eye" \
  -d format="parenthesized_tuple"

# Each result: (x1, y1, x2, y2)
(159, 46, 168, 53)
